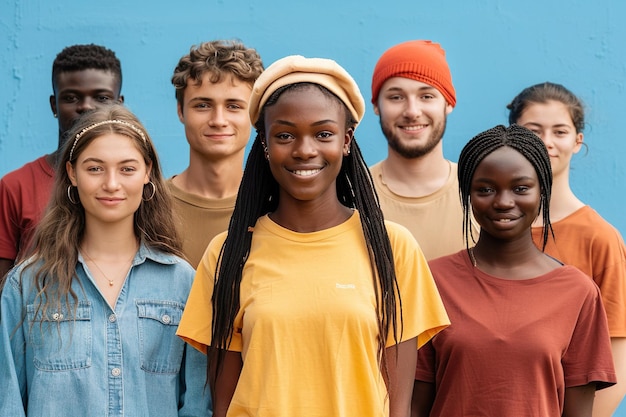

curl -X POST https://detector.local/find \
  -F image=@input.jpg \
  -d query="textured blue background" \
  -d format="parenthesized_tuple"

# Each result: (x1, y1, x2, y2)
(0, 0, 625, 414)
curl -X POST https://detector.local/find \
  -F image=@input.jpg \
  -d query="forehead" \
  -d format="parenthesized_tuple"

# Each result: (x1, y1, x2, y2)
(77, 133, 143, 159)
(184, 73, 252, 100)
(266, 86, 345, 119)
(380, 76, 439, 94)
(518, 100, 575, 126)
(54, 69, 120, 95)
(475, 146, 535, 177)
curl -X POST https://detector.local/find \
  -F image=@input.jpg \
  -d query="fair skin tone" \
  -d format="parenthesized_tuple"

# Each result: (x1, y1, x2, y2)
(518, 100, 625, 417)
(0, 70, 124, 281)
(373, 77, 453, 197)
(412, 146, 595, 417)
(173, 73, 252, 199)
(66, 133, 150, 307)
(213, 86, 416, 417)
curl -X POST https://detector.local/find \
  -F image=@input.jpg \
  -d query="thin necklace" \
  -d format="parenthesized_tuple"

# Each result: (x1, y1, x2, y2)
(82, 250, 134, 287)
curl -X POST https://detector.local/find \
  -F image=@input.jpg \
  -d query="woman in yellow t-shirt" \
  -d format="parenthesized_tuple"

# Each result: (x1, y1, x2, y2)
(177, 55, 450, 417)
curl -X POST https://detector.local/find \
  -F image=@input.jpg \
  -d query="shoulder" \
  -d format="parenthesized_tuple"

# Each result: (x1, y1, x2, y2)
(1, 156, 49, 186)
(384, 219, 418, 247)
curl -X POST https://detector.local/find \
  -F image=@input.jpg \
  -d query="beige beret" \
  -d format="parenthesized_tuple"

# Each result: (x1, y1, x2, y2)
(249, 55, 365, 126)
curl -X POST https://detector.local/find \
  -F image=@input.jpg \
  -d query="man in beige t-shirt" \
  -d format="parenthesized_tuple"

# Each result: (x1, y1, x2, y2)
(369, 40, 475, 260)
(168, 40, 263, 267)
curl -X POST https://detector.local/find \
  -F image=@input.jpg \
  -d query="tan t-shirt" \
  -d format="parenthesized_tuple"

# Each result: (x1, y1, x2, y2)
(370, 161, 473, 260)
(167, 178, 236, 268)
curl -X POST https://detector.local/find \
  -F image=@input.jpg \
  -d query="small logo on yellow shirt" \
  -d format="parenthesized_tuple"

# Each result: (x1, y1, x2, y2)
(336, 283, 356, 289)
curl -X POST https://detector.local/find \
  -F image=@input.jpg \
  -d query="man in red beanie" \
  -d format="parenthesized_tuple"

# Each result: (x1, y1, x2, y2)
(369, 40, 475, 261)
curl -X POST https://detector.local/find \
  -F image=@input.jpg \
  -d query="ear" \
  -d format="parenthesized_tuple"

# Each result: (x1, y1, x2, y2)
(177, 102, 185, 123)
(117, 95, 125, 104)
(344, 128, 354, 156)
(573, 132, 584, 154)
(445, 102, 454, 115)
(66, 161, 77, 186)
(144, 162, 153, 185)
(50, 95, 57, 116)
(373, 103, 380, 116)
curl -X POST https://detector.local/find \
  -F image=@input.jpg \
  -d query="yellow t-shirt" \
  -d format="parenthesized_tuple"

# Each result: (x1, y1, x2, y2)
(177, 211, 449, 417)
(370, 161, 476, 260)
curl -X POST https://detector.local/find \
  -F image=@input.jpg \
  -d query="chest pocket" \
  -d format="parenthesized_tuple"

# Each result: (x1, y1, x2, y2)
(26, 301, 92, 371)
(136, 300, 185, 374)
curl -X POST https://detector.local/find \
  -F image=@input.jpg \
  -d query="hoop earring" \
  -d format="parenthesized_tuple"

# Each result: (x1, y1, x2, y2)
(143, 181, 156, 201)
(67, 185, 79, 204)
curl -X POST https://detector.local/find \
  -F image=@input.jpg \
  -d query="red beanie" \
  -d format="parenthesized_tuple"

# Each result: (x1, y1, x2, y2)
(371, 40, 456, 107)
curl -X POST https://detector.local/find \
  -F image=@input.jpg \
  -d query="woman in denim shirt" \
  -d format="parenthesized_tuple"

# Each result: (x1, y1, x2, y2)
(0, 105, 211, 416)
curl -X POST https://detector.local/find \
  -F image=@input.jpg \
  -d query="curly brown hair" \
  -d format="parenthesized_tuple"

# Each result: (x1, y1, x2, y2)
(171, 40, 263, 110)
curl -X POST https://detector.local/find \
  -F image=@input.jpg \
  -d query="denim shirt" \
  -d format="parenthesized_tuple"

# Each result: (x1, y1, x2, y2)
(0, 243, 212, 417)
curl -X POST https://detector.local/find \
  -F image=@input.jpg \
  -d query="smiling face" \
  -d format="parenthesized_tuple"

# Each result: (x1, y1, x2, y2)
(178, 73, 252, 163)
(263, 85, 352, 209)
(470, 146, 541, 241)
(67, 133, 150, 229)
(515, 100, 583, 179)
(373, 77, 453, 159)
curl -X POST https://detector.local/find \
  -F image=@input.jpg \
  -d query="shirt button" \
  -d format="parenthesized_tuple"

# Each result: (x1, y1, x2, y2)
(108, 314, 116, 323)
(111, 368, 121, 377)
(161, 314, 171, 324)
(52, 313, 64, 321)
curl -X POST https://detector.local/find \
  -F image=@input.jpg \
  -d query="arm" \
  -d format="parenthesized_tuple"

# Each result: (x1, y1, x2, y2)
(385, 337, 417, 417)
(0, 274, 27, 416)
(209, 349, 242, 417)
(563, 383, 595, 417)
(178, 344, 212, 417)
(593, 337, 626, 417)
(411, 381, 435, 417)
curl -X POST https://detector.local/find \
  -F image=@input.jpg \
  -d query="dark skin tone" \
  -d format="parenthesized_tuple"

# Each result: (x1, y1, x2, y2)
(0, 69, 122, 282)
(411, 147, 596, 417)
(212, 87, 417, 417)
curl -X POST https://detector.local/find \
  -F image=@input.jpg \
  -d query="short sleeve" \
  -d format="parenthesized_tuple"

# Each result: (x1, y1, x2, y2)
(385, 221, 450, 349)
(177, 232, 227, 353)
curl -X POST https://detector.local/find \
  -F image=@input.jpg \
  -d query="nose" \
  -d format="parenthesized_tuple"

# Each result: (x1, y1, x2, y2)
(292, 137, 318, 160)
(403, 97, 422, 119)
(77, 97, 97, 113)
(493, 190, 514, 210)
(208, 106, 228, 127)
(103, 171, 121, 191)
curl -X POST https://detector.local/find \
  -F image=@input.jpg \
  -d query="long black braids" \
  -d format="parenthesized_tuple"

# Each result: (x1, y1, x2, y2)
(209, 82, 401, 389)
(458, 124, 553, 251)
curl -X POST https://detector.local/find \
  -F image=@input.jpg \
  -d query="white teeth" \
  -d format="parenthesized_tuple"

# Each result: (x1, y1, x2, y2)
(293, 169, 320, 176)
(402, 125, 426, 131)
(498, 219, 512, 222)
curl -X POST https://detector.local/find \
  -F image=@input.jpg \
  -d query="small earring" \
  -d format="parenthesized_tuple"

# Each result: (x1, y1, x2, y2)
(67, 185, 79, 204)
(53, 113, 58, 118)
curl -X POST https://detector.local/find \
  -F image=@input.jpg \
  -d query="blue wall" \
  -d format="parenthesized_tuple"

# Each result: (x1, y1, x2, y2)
(1, 0, 625, 414)
(2, 1, 625, 235)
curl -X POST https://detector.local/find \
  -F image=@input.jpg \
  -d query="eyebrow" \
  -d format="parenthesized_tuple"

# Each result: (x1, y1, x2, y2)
(81, 157, 141, 164)
(272, 119, 339, 127)
(523, 122, 572, 129)
(188, 97, 248, 103)
(473, 175, 536, 183)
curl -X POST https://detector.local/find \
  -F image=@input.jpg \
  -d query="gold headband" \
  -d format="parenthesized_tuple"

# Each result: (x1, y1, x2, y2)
(68, 119, 147, 161)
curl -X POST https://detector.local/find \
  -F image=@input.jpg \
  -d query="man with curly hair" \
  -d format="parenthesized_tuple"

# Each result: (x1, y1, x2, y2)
(169, 40, 263, 267)
(0, 44, 123, 281)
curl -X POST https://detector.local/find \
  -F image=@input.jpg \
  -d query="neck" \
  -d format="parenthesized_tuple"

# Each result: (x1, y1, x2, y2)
(81, 222, 138, 258)
(533, 170, 584, 226)
(174, 152, 244, 198)
(382, 146, 450, 197)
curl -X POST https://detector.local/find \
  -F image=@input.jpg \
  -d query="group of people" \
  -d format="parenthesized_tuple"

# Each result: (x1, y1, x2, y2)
(0, 39, 624, 417)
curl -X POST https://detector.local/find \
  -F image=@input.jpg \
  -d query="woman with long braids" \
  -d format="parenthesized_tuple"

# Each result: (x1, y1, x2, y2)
(177, 55, 449, 417)
(508, 82, 626, 417)
(412, 125, 615, 417)
(0, 104, 210, 416)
